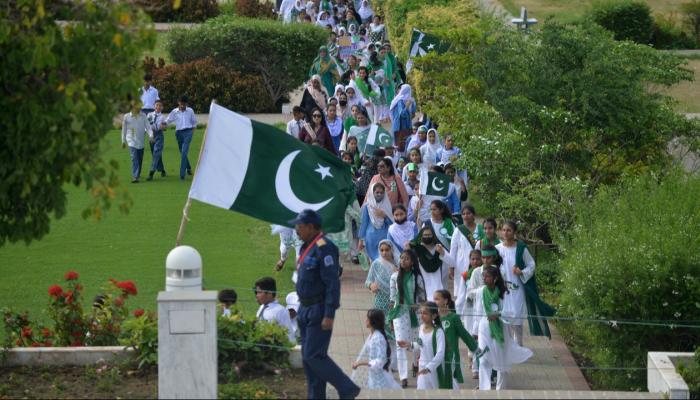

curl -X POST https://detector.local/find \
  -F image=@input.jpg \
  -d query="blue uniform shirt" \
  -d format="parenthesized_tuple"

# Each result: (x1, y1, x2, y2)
(295, 235, 341, 320)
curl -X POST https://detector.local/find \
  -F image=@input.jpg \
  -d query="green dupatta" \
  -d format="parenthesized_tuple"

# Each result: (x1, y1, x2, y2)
(440, 312, 477, 388)
(457, 224, 477, 248)
(515, 241, 556, 338)
(483, 286, 504, 346)
(387, 271, 418, 328)
(353, 77, 378, 99)
(431, 326, 448, 389)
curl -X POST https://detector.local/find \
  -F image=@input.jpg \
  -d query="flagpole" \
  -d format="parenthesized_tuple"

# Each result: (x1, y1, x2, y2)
(175, 100, 216, 247)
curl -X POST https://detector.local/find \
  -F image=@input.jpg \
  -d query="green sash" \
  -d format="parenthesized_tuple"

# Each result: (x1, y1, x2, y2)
(353, 77, 378, 99)
(483, 286, 504, 346)
(457, 224, 476, 248)
(432, 326, 448, 389)
(515, 241, 555, 338)
(387, 272, 418, 328)
(481, 235, 500, 247)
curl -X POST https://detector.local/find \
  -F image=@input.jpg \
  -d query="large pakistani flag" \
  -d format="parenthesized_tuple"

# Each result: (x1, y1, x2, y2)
(419, 170, 450, 197)
(189, 103, 355, 233)
(363, 124, 394, 155)
(406, 28, 451, 72)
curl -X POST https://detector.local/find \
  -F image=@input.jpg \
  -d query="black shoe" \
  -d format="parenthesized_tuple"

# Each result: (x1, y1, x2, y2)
(131, 179, 139, 183)
(187, 169, 192, 176)
(180, 175, 185, 180)
(161, 170, 166, 177)
(401, 379, 408, 388)
(351, 256, 359, 264)
(146, 171, 154, 181)
(340, 385, 361, 400)
(412, 363, 418, 377)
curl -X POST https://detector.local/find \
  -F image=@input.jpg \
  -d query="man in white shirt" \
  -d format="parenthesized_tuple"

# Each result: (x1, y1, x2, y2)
(121, 101, 153, 183)
(146, 100, 167, 180)
(140, 74, 159, 114)
(286, 106, 305, 139)
(164, 95, 198, 180)
(255, 277, 296, 344)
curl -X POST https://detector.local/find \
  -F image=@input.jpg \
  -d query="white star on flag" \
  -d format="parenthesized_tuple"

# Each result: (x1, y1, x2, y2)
(314, 164, 333, 180)
(427, 43, 435, 50)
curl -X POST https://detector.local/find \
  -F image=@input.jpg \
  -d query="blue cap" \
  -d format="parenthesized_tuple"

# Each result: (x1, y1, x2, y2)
(288, 209, 322, 226)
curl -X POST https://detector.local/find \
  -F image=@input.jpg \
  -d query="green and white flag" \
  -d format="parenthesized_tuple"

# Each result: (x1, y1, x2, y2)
(189, 103, 355, 233)
(363, 124, 394, 154)
(406, 28, 451, 72)
(419, 170, 450, 197)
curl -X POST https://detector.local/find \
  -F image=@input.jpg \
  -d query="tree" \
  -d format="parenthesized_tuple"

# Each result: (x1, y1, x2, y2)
(0, 0, 155, 246)
(415, 20, 700, 242)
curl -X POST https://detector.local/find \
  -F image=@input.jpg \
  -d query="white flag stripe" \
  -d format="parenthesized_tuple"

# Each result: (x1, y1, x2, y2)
(419, 168, 428, 196)
(189, 103, 253, 209)
(366, 124, 379, 151)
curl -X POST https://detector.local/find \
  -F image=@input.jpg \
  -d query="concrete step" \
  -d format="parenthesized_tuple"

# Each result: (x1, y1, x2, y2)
(352, 389, 662, 399)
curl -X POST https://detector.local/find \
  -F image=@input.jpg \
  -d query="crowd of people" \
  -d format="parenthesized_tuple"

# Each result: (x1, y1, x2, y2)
(264, 0, 551, 393)
(120, 0, 551, 395)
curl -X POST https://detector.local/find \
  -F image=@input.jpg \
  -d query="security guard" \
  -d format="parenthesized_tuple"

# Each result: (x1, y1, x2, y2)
(290, 209, 360, 399)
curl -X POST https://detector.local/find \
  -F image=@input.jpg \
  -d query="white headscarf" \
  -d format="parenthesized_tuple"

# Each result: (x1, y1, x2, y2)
(345, 83, 366, 108)
(316, 11, 332, 27)
(358, 0, 374, 21)
(390, 84, 414, 111)
(366, 182, 393, 229)
(376, 239, 398, 267)
(388, 218, 417, 260)
(307, 75, 328, 109)
(280, 0, 295, 23)
(334, 83, 346, 98)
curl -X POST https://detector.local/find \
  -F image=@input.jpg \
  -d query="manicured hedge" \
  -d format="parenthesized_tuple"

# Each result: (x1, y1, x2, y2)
(134, 0, 220, 22)
(558, 170, 700, 390)
(147, 57, 272, 113)
(166, 15, 327, 110)
(586, 0, 654, 44)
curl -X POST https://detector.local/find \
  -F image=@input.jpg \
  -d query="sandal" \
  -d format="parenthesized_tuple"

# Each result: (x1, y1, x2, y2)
(401, 379, 408, 388)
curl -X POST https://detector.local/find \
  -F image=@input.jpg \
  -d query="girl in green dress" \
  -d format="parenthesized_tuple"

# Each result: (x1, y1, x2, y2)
(434, 289, 478, 389)
(308, 46, 341, 96)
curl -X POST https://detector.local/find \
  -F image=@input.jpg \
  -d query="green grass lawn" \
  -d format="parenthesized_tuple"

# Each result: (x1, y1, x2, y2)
(0, 128, 295, 327)
(498, 0, 691, 23)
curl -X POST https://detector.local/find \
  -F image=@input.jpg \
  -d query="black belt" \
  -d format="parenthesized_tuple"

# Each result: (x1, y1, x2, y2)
(299, 295, 323, 306)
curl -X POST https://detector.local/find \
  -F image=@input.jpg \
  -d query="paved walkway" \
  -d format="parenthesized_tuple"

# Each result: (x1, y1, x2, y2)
(326, 259, 590, 397)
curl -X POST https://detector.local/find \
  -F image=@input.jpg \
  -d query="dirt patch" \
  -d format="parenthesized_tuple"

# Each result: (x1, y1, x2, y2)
(0, 364, 307, 399)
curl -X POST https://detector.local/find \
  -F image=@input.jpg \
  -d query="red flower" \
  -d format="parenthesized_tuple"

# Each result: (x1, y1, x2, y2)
(64, 271, 79, 281)
(113, 297, 124, 307)
(44, 341, 52, 347)
(70, 340, 82, 347)
(48, 285, 63, 298)
(64, 290, 74, 304)
(21, 327, 32, 338)
(133, 309, 145, 318)
(71, 331, 83, 338)
(30, 342, 41, 347)
(15, 339, 21, 346)
(115, 280, 137, 296)
(41, 328, 52, 338)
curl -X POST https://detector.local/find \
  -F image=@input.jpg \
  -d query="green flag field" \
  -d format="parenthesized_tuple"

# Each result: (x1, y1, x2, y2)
(0, 126, 296, 332)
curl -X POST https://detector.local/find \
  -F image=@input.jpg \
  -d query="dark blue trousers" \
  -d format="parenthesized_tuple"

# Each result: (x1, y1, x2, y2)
(298, 303, 359, 399)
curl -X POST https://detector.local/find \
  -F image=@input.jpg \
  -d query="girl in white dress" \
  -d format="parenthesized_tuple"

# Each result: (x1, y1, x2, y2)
(458, 249, 484, 378)
(496, 220, 536, 346)
(475, 217, 501, 250)
(352, 309, 402, 389)
(387, 249, 426, 387)
(474, 263, 533, 390)
(398, 301, 446, 390)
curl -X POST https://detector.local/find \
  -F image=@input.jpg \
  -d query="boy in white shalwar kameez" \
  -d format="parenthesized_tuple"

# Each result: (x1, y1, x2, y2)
(351, 309, 402, 389)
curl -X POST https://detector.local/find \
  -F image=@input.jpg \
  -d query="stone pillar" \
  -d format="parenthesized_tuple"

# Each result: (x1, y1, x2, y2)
(158, 290, 218, 399)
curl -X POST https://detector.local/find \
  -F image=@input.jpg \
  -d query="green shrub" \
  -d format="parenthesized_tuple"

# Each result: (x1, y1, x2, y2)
(166, 15, 327, 110)
(133, 0, 220, 22)
(219, 381, 275, 399)
(651, 14, 698, 49)
(587, 0, 654, 44)
(120, 311, 158, 369)
(558, 170, 700, 390)
(148, 57, 272, 112)
(217, 310, 293, 379)
(677, 347, 700, 397)
(234, 0, 276, 19)
(682, 1, 700, 42)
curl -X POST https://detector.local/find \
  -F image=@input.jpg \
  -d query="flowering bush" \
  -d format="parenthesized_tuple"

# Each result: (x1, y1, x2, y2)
(2, 271, 144, 349)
